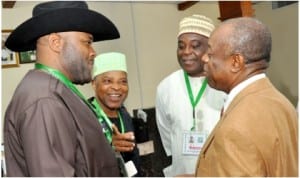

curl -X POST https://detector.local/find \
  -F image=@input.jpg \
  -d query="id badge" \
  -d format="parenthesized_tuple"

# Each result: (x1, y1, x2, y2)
(125, 160, 138, 177)
(182, 131, 207, 155)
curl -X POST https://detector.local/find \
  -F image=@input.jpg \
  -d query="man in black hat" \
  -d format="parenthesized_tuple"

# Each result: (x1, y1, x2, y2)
(4, 1, 121, 176)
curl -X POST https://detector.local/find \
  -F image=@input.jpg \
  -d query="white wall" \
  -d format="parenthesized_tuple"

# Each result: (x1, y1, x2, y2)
(1, 1, 220, 118)
(254, 2, 298, 105)
(2, 1, 298, 121)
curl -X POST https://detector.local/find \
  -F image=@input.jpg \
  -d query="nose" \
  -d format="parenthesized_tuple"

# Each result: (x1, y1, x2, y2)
(90, 46, 96, 58)
(182, 46, 193, 55)
(111, 82, 121, 90)
(202, 53, 209, 63)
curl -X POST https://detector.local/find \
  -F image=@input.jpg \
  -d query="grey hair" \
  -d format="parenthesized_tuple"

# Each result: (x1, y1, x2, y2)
(222, 17, 272, 63)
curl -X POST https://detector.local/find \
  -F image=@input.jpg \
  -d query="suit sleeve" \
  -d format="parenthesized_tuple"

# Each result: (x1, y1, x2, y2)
(155, 87, 172, 156)
(20, 97, 77, 176)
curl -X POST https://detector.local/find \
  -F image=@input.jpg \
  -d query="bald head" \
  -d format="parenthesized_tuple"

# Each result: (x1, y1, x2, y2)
(202, 17, 272, 93)
(217, 17, 272, 64)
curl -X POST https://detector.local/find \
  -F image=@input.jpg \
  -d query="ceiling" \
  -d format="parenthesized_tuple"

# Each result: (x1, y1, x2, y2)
(2, 1, 199, 11)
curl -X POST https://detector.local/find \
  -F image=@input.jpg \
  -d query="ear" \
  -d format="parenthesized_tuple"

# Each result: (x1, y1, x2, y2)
(48, 33, 62, 53)
(230, 53, 245, 73)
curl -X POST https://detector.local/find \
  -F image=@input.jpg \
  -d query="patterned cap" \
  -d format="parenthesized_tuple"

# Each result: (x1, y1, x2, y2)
(92, 52, 127, 78)
(178, 14, 215, 37)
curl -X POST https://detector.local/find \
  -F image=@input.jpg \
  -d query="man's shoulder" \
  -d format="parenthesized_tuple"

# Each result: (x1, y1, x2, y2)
(158, 69, 183, 87)
(15, 70, 73, 103)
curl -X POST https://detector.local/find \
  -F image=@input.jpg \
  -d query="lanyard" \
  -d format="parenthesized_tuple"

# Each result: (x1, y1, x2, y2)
(35, 62, 110, 138)
(35, 63, 125, 144)
(34, 63, 101, 115)
(184, 71, 208, 131)
(91, 98, 125, 144)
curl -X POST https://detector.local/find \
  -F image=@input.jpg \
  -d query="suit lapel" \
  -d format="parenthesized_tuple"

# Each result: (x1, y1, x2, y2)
(200, 78, 272, 156)
(199, 114, 223, 156)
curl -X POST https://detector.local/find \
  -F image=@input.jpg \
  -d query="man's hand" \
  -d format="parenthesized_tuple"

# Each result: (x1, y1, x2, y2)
(112, 124, 135, 152)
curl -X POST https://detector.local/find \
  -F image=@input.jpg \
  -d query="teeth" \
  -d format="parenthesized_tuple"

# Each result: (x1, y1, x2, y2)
(109, 94, 120, 97)
(183, 60, 194, 65)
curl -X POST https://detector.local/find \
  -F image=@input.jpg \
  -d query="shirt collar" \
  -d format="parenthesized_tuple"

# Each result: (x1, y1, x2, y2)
(223, 73, 266, 112)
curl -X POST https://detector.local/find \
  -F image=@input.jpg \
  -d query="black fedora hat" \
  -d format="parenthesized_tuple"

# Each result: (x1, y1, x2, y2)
(5, 1, 120, 52)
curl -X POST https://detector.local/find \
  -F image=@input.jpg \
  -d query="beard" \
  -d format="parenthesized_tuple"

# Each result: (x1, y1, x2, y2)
(61, 42, 92, 85)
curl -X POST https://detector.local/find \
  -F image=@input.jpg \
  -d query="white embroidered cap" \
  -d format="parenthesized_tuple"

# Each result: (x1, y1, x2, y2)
(178, 14, 215, 38)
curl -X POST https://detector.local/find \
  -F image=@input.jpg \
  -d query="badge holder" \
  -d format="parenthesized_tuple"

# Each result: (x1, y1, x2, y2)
(115, 152, 138, 177)
(182, 132, 207, 155)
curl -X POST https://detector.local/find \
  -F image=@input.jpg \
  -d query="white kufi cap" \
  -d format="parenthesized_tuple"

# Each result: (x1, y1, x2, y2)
(178, 14, 215, 37)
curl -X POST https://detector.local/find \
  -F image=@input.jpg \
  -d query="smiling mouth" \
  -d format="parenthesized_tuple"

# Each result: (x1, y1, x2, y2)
(108, 94, 122, 101)
(109, 93, 121, 97)
(182, 59, 195, 65)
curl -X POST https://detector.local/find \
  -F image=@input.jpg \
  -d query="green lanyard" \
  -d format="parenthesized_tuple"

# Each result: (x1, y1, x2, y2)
(35, 63, 102, 120)
(35, 63, 125, 144)
(91, 98, 125, 144)
(184, 71, 208, 131)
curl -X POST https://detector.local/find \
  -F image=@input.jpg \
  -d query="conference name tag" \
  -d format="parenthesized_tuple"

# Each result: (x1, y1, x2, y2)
(182, 132, 206, 155)
(137, 140, 154, 156)
(125, 160, 138, 177)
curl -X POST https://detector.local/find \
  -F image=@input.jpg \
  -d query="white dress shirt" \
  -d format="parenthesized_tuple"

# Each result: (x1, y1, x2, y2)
(156, 69, 227, 176)
(223, 73, 266, 113)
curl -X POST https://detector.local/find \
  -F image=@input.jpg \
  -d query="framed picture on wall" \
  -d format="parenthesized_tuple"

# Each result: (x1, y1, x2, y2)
(19, 50, 36, 64)
(2, 29, 19, 68)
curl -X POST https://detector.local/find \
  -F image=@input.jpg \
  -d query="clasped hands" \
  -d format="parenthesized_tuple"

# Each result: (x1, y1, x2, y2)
(112, 124, 135, 152)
